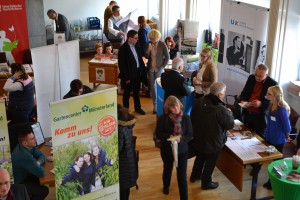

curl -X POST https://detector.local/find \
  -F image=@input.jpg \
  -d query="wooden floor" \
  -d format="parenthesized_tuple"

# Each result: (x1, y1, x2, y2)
(46, 55, 277, 199)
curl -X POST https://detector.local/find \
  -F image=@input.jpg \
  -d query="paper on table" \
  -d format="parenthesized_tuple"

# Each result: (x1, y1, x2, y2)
(234, 119, 243, 126)
(89, 58, 117, 64)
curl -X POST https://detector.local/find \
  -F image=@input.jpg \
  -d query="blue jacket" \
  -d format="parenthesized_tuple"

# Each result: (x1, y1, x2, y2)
(265, 106, 291, 145)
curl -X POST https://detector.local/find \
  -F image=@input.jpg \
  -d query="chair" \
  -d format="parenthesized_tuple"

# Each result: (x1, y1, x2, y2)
(0, 52, 7, 63)
(225, 94, 242, 120)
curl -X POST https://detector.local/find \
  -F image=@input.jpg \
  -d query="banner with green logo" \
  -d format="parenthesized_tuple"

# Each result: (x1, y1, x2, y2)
(0, 101, 13, 181)
(50, 87, 119, 200)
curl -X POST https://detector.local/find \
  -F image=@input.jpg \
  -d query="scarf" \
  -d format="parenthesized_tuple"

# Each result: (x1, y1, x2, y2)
(168, 111, 183, 136)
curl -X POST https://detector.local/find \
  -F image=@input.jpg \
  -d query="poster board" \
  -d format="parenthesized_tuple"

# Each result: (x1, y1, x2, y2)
(50, 87, 119, 200)
(0, 101, 13, 181)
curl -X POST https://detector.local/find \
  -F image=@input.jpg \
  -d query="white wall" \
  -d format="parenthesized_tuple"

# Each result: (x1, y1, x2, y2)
(280, 0, 300, 114)
(43, 0, 148, 27)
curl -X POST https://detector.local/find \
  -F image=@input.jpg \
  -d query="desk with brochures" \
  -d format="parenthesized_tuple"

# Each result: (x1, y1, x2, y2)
(216, 122, 283, 200)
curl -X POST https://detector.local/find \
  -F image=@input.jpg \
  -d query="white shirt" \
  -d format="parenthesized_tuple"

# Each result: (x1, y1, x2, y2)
(108, 15, 122, 37)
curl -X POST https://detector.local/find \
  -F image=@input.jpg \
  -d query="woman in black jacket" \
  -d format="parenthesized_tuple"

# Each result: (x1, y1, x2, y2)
(155, 96, 193, 200)
(118, 104, 138, 200)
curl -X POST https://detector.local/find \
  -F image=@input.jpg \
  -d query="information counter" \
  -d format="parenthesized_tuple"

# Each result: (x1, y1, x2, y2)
(268, 159, 300, 200)
(88, 58, 119, 88)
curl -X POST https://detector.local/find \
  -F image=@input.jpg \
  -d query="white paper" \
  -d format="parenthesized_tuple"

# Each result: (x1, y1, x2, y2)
(171, 141, 178, 168)
(89, 58, 117, 64)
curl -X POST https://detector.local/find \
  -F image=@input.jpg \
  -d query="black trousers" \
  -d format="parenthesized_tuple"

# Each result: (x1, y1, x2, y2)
(23, 174, 49, 200)
(190, 150, 220, 186)
(120, 188, 130, 200)
(122, 79, 141, 110)
(160, 150, 188, 200)
(243, 110, 266, 138)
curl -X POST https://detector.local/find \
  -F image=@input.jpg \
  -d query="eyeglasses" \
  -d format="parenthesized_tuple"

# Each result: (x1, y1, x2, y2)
(200, 54, 208, 58)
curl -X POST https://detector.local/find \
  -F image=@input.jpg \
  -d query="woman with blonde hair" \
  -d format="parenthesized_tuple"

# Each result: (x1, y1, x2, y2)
(145, 29, 170, 113)
(137, 16, 151, 55)
(155, 96, 192, 199)
(263, 85, 291, 190)
(191, 48, 218, 98)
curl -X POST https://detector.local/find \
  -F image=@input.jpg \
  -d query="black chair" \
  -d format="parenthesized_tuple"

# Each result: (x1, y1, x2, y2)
(0, 52, 7, 63)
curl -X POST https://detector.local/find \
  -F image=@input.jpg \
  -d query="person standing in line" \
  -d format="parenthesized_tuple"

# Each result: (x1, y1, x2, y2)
(118, 104, 138, 200)
(155, 96, 192, 199)
(191, 48, 218, 99)
(12, 129, 49, 200)
(189, 82, 234, 190)
(47, 9, 75, 41)
(0, 168, 30, 200)
(118, 30, 148, 115)
(3, 63, 35, 124)
(103, 1, 118, 39)
(137, 16, 151, 55)
(239, 64, 277, 137)
(263, 85, 291, 190)
(144, 29, 170, 114)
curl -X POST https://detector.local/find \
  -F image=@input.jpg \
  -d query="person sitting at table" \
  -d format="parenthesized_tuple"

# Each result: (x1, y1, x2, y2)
(103, 42, 114, 59)
(0, 168, 30, 200)
(191, 48, 218, 99)
(61, 155, 85, 195)
(263, 85, 291, 190)
(161, 57, 189, 105)
(63, 79, 93, 99)
(94, 43, 105, 60)
(3, 62, 35, 124)
(12, 128, 49, 200)
(189, 82, 234, 189)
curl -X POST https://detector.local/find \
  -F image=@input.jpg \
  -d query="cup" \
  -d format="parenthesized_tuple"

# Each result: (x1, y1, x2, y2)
(292, 159, 299, 169)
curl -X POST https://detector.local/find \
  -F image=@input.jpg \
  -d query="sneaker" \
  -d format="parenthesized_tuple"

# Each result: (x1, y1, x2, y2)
(163, 187, 169, 195)
(202, 181, 219, 190)
(135, 108, 146, 115)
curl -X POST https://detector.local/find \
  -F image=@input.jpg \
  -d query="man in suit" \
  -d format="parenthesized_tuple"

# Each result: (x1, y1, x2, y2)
(0, 168, 30, 200)
(12, 129, 49, 200)
(47, 9, 75, 41)
(161, 57, 190, 104)
(118, 30, 147, 115)
(239, 64, 277, 137)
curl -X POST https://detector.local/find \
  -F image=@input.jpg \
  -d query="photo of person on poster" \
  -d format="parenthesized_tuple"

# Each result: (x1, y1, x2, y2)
(226, 34, 245, 66)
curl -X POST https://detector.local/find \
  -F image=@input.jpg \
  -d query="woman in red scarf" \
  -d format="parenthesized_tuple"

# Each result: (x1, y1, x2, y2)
(155, 96, 193, 200)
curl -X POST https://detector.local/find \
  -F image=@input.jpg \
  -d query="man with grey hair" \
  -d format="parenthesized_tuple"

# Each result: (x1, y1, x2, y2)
(189, 82, 234, 190)
(161, 57, 190, 104)
(0, 168, 30, 199)
(239, 64, 277, 137)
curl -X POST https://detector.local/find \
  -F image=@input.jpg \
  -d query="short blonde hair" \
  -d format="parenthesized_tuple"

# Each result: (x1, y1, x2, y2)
(163, 96, 183, 114)
(267, 85, 290, 114)
(148, 29, 161, 42)
(95, 43, 102, 49)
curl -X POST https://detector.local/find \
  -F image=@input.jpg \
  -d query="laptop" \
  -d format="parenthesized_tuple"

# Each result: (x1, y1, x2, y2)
(30, 122, 45, 146)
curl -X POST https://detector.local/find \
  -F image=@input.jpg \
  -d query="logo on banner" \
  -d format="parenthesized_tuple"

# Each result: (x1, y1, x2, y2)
(230, 19, 253, 31)
(98, 115, 116, 136)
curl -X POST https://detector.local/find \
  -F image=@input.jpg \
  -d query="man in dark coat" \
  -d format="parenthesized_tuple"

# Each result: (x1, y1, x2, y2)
(161, 57, 190, 104)
(190, 82, 234, 190)
(239, 64, 277, 137)
(0, 168, 30, 200)
(63, 79, 93, 99)
(47, 9, 75, 41)
(118, 30, 148, 115)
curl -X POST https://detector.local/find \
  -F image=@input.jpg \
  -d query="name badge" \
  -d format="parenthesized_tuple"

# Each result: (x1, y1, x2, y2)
(271, 116, 276, 121)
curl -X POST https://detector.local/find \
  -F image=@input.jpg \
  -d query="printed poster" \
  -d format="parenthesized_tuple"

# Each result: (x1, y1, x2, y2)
(0, 0, 29, 63)
(95, 68, 105, 81)
(0, 101, 13, 181)
(50, 88, 119, 200)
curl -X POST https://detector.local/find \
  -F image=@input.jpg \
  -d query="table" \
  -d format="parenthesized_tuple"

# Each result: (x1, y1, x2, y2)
(38, 138, 55, 187)
(88, 58, 119, 89)
(216, 124, 283, 200)
(268, 159, 300, 200)
(155, 77, 194, 115)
